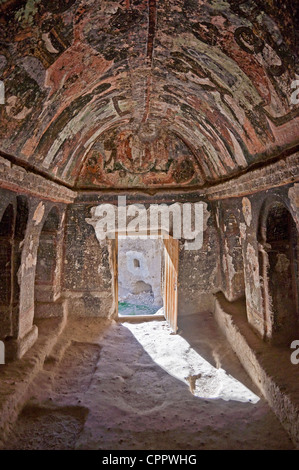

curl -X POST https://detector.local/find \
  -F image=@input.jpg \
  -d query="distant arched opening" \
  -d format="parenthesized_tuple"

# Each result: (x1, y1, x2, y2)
(259, 200, 299, 345)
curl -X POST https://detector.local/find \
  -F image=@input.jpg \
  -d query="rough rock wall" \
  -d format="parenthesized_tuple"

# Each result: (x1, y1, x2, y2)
(214, 198, 246, 302)
(63, 201, 114, 318)
(178, 202, 220, 315)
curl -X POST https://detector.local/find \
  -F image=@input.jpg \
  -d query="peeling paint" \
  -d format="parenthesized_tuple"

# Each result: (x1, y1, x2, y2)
(239, 222, 246, 240)
(33, 202, 45, 226)
(224, 239, 236, 286)
(25, 253, 36, 270)
(247, 243, 260, 289)
(288, 184, 299, 222)
(242, 197, 252, 227)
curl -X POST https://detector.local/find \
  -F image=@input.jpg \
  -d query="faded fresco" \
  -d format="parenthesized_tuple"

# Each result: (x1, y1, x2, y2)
(0, 0, 298, 188)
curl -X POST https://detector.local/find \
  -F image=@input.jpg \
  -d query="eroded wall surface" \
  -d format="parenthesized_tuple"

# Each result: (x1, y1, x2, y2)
(178, 202, 220, 315)
(212, 169, 299, 341)
(64, 200, 114, 318)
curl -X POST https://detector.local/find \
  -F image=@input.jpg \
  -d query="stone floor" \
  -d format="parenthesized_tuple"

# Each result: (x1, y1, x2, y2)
(0, 311, 295, 450)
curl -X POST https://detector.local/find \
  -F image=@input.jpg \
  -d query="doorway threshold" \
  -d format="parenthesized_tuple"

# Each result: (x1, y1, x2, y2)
(117, 314, 165, 323)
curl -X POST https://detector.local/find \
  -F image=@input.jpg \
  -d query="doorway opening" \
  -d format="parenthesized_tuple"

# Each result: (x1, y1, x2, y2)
(118, 235, 164, 316)
(114, 234, 179, 332)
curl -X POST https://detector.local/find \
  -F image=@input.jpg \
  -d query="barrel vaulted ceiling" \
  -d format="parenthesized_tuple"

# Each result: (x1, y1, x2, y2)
(0, 0, 298, 189)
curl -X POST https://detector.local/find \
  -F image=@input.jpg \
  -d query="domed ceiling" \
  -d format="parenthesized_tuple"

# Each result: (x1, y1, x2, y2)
(0, 0, 298, 190)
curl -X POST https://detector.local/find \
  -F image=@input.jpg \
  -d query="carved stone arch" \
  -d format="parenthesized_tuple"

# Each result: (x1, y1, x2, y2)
(258, 196, 299, 344)
(0, 203, 15, 340)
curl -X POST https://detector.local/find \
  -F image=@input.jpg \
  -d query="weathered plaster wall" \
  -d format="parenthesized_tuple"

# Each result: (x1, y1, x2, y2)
(214, 198, 245, 302)
(178, 202, 220, 316)
(63, 201, 114, 318)
(216, 182, 299, 341)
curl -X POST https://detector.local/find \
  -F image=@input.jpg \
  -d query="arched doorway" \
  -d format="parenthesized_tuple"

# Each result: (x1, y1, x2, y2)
(0, 204, 14, 340)
(0, 196, 29, 344)
(12, 196, 29, 337)
(34, 207, 60, 318)
(259, 200, 299, 345)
